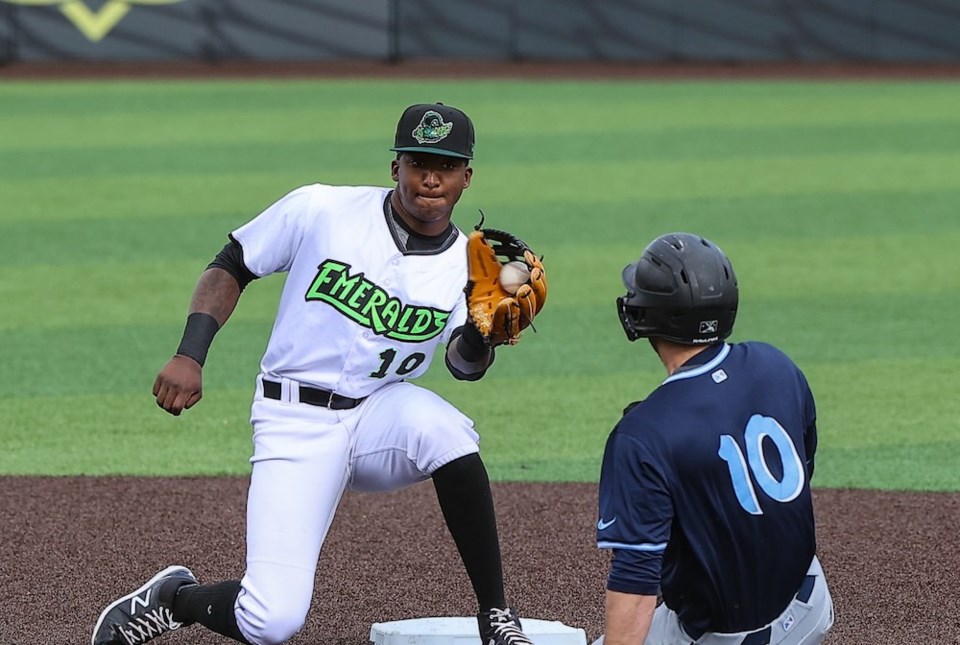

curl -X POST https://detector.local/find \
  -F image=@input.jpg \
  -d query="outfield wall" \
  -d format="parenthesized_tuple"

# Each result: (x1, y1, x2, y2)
(1, 0, 958, 63)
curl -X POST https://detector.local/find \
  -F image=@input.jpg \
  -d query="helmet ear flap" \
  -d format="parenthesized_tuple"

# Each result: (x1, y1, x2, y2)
(616, 297, 642, 342)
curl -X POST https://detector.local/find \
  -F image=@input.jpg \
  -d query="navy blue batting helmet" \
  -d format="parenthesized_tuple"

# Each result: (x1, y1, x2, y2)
(617, 233, 738, 345)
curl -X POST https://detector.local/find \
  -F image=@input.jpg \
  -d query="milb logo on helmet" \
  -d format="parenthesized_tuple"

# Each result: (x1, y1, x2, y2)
(699, 320, 719, 334)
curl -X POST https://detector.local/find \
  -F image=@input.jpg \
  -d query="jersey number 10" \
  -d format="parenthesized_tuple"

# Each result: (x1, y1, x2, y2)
(717, 414, 805, 515)
(370, 349, 427, 379)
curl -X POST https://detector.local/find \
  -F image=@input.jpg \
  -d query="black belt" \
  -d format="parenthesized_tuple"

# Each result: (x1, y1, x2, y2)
(262, 379, 366, 410)
(683, 624, 771, 644)
(682, 575, 817, 644)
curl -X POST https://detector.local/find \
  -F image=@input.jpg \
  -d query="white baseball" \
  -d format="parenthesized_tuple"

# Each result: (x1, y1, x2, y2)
(499, 260, 531, 295)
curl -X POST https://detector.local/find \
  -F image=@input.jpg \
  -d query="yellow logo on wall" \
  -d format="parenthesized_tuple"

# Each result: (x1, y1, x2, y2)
(2, 0, 188, 42)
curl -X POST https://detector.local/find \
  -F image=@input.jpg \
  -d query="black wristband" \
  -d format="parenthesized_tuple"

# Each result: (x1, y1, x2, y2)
(175, 312, 221, 367)
(457, 323, 491, 362)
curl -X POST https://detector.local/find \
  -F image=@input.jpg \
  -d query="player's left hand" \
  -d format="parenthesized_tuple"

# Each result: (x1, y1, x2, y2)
(465, 227, 547, 347)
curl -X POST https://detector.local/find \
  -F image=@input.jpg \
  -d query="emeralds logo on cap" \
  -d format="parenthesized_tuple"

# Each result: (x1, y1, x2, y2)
(392, 103, 474, 159)
(412, 110, 453, 144)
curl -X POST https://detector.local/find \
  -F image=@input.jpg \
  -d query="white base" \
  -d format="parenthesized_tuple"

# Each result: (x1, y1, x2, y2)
(370, 616, 587, 645)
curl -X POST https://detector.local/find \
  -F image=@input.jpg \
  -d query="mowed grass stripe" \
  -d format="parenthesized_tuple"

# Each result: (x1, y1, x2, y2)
(805, 358, 960, 491)
(445, 358, 960, 489)
(0, 106, 402, 150)
(7, 122, 960, 180)
(0, 266, 286, 330)
(0, 214, 246, 267)
(536, 235, 960, 305)
(0, 372, 707, 477)
(4, 190, 958, 269)
(2, 288, 956, 400)
(479, 153, 960, 202)
(4, 149, 960, 225)
(2, 80, 958, 155)
(2, 79, 958, 128)
(2, 359, 958, 490)
(0, 391, 256, 475)
(6, 229, 958, 337)
(0, 172, 355, 223)
(0, 320, 274, 398)
(477, 191, 960, 250)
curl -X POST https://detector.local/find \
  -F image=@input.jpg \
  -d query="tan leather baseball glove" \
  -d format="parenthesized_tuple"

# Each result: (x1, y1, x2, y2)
(465, 228, 547, 346)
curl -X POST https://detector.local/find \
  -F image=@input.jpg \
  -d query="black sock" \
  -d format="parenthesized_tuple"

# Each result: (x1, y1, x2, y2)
(170, 580, 252, 644)
(432, 453, 507, 611)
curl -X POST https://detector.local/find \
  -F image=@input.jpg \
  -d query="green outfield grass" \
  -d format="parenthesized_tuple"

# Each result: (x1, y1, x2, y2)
(1, 78, 958, 490)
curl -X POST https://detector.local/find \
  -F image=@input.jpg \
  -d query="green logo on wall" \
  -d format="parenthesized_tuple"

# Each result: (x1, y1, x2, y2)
(2, 0, 188, 42)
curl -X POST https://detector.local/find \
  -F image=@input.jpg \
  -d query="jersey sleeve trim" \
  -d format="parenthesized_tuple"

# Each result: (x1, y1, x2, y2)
(598, 541, 667, 552)
(207, 236, 258, 290)
(606, 580, 661, 596)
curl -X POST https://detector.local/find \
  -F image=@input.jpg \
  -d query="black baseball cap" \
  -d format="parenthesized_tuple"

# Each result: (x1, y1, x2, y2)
(391, 103, 475, 160)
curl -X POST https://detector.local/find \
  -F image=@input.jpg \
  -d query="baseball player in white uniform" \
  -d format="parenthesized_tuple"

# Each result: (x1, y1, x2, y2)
(91, 104, 535, 645)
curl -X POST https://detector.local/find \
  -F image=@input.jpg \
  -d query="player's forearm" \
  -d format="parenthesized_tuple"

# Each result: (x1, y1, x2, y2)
(174, 268, 242, 366)
(187, 267, 242, 326)
(603, 590, 656, 645)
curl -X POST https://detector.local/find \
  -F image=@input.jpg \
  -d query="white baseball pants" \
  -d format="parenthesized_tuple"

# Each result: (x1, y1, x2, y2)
(593, 556, 834, 645)
(233, 378, 480, 645)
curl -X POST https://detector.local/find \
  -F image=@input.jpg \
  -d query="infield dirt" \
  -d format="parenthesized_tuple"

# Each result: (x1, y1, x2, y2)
(1, 477, 958, 644)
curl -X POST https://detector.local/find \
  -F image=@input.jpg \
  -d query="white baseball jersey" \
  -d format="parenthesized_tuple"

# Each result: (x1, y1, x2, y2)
(232, 183, 469, 399)
(229, 184, 481, 644)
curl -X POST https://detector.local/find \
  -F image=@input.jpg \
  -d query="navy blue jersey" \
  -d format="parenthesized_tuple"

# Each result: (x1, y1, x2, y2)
(597, 342, 818, 634)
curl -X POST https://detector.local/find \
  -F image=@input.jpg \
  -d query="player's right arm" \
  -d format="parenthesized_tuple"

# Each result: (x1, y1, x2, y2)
(153, 238, 257, 416)
(597, 426, 671, 643)
(603, 590, 657, 645)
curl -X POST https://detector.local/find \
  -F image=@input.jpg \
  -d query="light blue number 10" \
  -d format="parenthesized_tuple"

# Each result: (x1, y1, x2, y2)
(717, 414, 805, 515)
